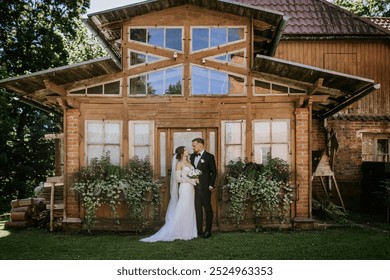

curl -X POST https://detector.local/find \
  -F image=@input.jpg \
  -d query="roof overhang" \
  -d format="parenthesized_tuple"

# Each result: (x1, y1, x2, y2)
(0, 57, 121, 114)
(253, 55, 380, 119)
(86, 0, 289, 58)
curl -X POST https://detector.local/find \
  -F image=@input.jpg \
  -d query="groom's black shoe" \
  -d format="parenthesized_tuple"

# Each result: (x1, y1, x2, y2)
(197, 232, 203, 237)
(203, 231, 211, 238)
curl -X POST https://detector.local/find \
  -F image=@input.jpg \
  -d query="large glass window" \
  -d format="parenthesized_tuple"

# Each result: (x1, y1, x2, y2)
(69, 80, 121, 96)
(221, 120, 246, 169)
(128, 66, 183, 96)
(192, 27, 245, 52)
(129, 121, 154, 162)
(86, 121, 121, 165)
(253, 120, 290, 164)
(254, 79, 306, 95)
(129, 27, 183, 51)
(191, 65, 245, 95)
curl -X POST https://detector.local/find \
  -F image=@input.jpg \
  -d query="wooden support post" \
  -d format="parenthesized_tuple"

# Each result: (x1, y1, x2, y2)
(319, 176, 329, 197)
(50, 183, 55, 232)
(331, 175, 346, 213)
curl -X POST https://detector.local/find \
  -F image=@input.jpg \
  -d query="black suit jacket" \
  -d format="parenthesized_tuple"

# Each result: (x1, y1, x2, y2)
(190, 151, 217, 190)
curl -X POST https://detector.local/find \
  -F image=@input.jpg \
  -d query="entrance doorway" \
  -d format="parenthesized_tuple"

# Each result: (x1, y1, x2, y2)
(157, 128, 218, 224)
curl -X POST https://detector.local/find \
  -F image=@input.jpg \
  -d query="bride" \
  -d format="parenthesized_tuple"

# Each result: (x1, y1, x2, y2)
(140, 146, 198, 242)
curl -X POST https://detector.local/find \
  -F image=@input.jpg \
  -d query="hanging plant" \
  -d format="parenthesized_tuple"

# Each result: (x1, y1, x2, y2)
(72, 154, 160, 233)
(224, 156, 293, 228)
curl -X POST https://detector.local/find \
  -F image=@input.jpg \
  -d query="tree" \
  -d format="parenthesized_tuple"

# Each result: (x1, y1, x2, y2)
(0, 0, 105, 212)
(332, 0, 390, 17)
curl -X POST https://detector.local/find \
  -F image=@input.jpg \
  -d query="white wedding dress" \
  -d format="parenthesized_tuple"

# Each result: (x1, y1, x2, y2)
(140, 165, 197, 242)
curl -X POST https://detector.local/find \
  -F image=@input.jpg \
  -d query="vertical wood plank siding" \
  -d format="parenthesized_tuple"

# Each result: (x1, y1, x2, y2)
(276, 40, 390, 115)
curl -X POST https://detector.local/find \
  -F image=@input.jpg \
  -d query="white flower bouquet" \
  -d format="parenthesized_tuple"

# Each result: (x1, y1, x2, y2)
(188, 168, 202, 179)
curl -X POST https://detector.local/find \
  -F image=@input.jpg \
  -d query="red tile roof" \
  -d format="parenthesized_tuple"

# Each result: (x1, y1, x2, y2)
(236, 0, 390, 36)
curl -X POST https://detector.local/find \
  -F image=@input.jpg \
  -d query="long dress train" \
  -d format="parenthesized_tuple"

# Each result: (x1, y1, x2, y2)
(140, 166, 197, 242)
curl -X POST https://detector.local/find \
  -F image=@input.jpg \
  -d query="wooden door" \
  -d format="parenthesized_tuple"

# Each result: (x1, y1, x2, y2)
(157, 128, 219, 225)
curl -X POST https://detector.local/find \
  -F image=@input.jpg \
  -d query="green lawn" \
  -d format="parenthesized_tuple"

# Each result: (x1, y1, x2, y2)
(1, 219, 389, 260)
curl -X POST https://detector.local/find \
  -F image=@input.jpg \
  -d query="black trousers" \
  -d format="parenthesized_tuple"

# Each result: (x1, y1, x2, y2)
(195, 187, 213, 233)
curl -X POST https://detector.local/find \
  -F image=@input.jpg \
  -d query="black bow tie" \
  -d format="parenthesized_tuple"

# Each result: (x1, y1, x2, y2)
(195, 153, 201, 157)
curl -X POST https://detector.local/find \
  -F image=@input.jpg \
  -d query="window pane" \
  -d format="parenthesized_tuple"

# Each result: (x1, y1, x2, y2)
(148, 71, 164, 95)
(192, 28, 209, 51)
(377, 139, 389, 154)
(210, 70, 227, 94)
(87, 145, 104, 164)
(226, 145, 242, 163)
(272, 83, 289, 94)
(227, 75, 244, 94)
(215, 55, 227, 61)
(70, 88, 85, 94)
(148, 28, 164, 48)
(130, 51, 146, 66)
(134, 146, 150, 160)
(225, 122, 242, 144)
(228, 51, 245, 65)
(166, 28, 182, 51)
(147, 54, 161, 63)
(254, 122, 271, 143)
(290, 87, 306, 94)
(209, 131, 216, 156)
(104, 123, 120, 144)
(210, 28, 226, 47)
(130, 28, 147, 43)
(192, 66, 209, 94)
(165, 67, 182, 95)
(104, 145, 120, 165)
(134, 123, 150, 145)
(87, 85, 103, 94)
(272, 144, 289, 161)
(160, 132, 166, 176)
(254, 80, 271, 94)
(129, 76, 146, 95)
(87, 122, 103, 144)
(228, 27, 244, 42)
(104, 81, 120, 95)
(254, 144, 270, 164)
(272, 121, 289, 142)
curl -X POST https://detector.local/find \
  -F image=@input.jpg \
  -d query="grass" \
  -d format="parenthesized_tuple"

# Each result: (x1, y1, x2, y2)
(1, 216, 389, 260)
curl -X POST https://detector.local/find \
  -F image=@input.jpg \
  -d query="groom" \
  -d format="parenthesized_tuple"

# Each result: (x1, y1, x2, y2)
(190, 137, 217, 238)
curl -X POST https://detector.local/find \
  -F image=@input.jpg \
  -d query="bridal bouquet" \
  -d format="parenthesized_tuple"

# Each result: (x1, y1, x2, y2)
(188, 168, 202, 179)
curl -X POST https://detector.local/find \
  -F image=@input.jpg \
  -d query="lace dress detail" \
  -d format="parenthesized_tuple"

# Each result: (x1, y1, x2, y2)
(140, 166, 197, 242)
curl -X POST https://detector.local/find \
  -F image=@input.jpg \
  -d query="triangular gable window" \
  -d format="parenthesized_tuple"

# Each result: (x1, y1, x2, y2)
(129, 50, 166, 68)
(207, 49, 246, 67)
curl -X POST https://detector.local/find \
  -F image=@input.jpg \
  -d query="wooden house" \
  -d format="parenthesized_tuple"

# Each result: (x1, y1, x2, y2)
(0, 0, 388, 231)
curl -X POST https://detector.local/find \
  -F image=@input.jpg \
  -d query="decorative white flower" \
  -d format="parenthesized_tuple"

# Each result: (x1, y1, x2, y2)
(200, 159, 205, 163)
(188, 168, 202, 179)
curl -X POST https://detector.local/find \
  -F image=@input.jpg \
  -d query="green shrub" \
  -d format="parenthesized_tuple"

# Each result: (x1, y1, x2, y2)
(72, 154, 160, 233)
(224, 156, 292, 228)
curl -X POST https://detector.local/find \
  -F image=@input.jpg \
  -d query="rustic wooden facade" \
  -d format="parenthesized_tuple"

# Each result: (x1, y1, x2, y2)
(1, 0, 388, 230)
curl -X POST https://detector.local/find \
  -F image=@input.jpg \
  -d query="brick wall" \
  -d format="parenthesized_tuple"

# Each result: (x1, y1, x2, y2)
(312, 118, 390, 210)
(65, 109, 80, 219)
(295, 108, 311, 218)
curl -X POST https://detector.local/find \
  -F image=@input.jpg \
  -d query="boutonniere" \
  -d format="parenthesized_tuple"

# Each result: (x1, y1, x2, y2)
(200, 159, 205, 163)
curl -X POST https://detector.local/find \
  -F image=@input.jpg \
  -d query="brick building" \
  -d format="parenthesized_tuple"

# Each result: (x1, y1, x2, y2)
(1, 0, 389, 230)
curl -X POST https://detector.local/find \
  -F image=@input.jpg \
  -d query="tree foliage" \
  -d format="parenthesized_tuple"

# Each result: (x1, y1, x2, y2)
(332, 0, 390, 17)
(0, 0, 106, 212)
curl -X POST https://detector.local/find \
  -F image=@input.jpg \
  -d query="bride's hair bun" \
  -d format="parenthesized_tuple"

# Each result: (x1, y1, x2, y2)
(175, 146, 185, 160)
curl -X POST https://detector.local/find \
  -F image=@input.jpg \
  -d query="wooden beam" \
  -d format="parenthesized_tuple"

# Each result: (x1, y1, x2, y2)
(44, 80, 66, 96)
(308, 78, 324, 95)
